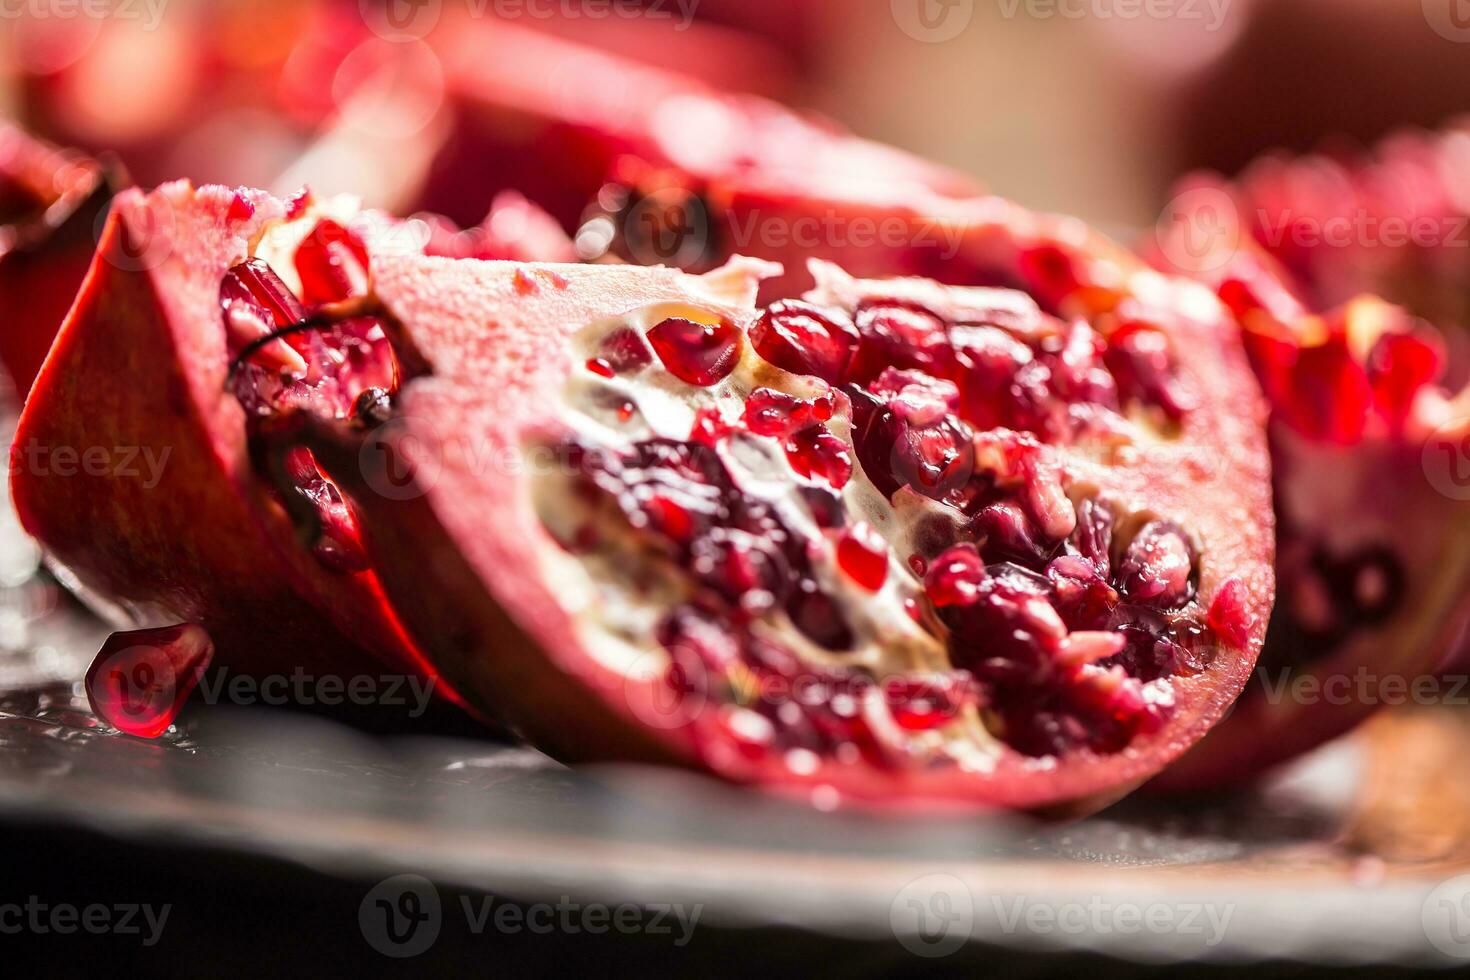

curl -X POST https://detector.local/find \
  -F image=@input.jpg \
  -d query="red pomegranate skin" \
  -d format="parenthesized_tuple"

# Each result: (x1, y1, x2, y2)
(291, 203, 1274, 813)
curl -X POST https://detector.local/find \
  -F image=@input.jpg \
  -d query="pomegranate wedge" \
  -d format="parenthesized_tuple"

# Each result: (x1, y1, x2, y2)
(1150, 218, 1470, 789)
(11, 183, 565, 691)
(292, 209, 1273, 812)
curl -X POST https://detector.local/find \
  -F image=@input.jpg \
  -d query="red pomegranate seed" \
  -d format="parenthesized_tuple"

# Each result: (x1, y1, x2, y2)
(743, 387, 815, 437)
(1207, 578, 1257, 649)
(227, 190, 256, 222)
(597, 326, 654, 374)
(907, 554, 927, 576)
(1289, 335, 1372, 443)
(586, 357, 615, 378)
(1104, 322, 1197, 421)
(295, 219, 371, 306)
(1118, 521, 1195, 608)
(1367, 329, 1444, 428)
(617, 401, 636, 422)
(647, 316, 741, 386)
(85, 624, 214, 739)
(836, 522, 889, 592)
(785, 425, 852, 489)
(749, 299, 859, 382)
(885, 672, 976, 731)
(222, 258, 307, 328)
(924, 544, 987, 607)
(1018, 244, 1082, 308)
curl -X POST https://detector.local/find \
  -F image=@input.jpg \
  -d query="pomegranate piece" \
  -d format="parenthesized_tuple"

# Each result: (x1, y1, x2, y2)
(1151, 181, 1470, 789)
(283, 201, 1272, 813)
(10, 183, 507, 698)
(85, 624, 214, 739)
(646, 316, 741, 386)
(750, 300, 860, 382)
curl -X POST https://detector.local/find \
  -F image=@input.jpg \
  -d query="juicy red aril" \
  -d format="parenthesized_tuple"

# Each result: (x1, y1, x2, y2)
(1367, 329, 1444, 428)
(295, 219, 371, 306)
(1285, 335, 1372, 443)
(973, 501, 1050, 568)
(647, 316, 741, 386)
(221, 258, 307, 329)
(837, 522, 889, 592)
(744, 387, 817, 436)
(848, 301, 950, 383)
(1208, 578, 1256, 648)
(595, 326, 654, 374)
(749, 300, 859, 382)
(924, 544, 987, 608)
(1118, 521, 1196, 609)
(85, 624, 215, 739)
(785, 425, 852, 489)
(1046, 555, 1118, 630)
(885, 672, 977, 731)
(284, 446, 371, 573)
(1103, 323, 1197, 421)
(1017, 244, 1082, 310)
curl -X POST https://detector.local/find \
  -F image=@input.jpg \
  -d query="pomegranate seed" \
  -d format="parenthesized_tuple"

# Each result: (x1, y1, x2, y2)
(973, 501, 1049, 568)
(617, 401, 636, 422)
(227, 190, 255, 222)
(1208, 578, 1257, 648)
(295, 219, 370, 306)
(743, 387, 815, 437)
(1367, 329, 1444, 428)
(586, 357, 615, 378)
(222, 258, 307, 328)
(924, 545, 986, 607)
(836, 522, 888, 592)
(1018, 244, 1082, 308)
(749, 299, 859, 382)
(647, 316, 741, 386)
(785, 425, 852, 489)
(596, 327, 654, 374)
(1104, 323, 1197, 421)
(1057, 630, 1126, 668)
(885, 672, 976, 731)
(85, 624, 214, 739)
(1118, 521, 1196, 608)
(1288, 335, 1372, 443)
(908, 554, 927, 576)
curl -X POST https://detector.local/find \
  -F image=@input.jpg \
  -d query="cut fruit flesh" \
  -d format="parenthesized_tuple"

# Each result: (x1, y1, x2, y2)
(291, 207, 1273, 811)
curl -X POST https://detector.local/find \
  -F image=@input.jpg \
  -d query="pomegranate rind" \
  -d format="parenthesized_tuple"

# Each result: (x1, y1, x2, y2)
(300, 215, 1273, 811)
(11, 182, 444, 687)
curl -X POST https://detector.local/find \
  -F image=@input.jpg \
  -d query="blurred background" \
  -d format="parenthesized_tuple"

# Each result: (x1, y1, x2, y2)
(6, 0, 1470, 235)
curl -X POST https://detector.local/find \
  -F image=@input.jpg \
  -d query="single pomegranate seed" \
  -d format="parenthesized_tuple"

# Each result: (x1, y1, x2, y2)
(295, 219, 370, 306)
(1207, 578, 1256, 649)
(647, 316, 741, 386)
(885, 672, 976, 731)
(1288, 335, 1372, 443)
(1018, 244, 1082, 309)
(1046, 554, 1119, 630)
(85, 624, 215, 739)
(908, 554, 927, 576)
(973, 501, 1050, 568)
(924, 544, 986, 607)
(749, 300, 859, 382)
(1118, 521, 1196, 609)
(1367, 329, 1444, 428)
(617, 401, 636, 422)
(785, 425, 852, 489)
(222, 258, 307, 328)
(596, 326, 653, 374)
(586, 358, 615, 378)
(1104, 323, 1197, 421)
(227, 190, 256, 222)
(744, 387, 816, 437)
(836, 522, 889, 591)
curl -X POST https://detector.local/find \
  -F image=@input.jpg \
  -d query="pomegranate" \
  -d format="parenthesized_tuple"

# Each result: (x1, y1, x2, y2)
(0, 123, 110, 394)
(11, 183, 566, 695)
(287, 203, 1273, 812)
(1150, 201, 1470, 789)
